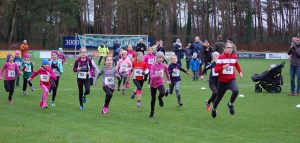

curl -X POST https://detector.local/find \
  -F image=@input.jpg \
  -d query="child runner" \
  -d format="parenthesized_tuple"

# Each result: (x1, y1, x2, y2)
(49, 50, 64, 106)
(13, 50, 22, 87)
(116, 50, 132, 95)
(0, 54, 22, 104)
(149, 52, 171, 118)
(131, 52, 147, 107)
(73, 48, 94, 110)
(168, 54, 189, 108)
(57, 48, 66, 64)
(21, 53, 35, 96)
(28, 59, 57, 108)
(211, 42, 243, 118)
(143, 47, 156, 84)
(200, 52, 220, 111)
(87, 54, 100, 85)
(96, 57, 120, 114)
(127, 44, 136, 62)
(190, 53, 201, 81)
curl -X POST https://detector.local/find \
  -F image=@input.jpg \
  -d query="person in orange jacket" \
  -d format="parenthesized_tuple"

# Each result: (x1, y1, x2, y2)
(20, 40, 29, 58)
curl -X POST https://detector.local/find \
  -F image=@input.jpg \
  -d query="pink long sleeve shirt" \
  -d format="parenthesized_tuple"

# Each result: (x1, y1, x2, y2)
(143, 53, 156, 70)
(30, 67, 57, 87)
(150, 63, 171, 88)
(117, 58, 132, 74)
(0, 62, 21, 80)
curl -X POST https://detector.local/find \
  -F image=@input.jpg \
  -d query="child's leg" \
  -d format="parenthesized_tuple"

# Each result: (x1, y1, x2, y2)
(23, 78, 28, 91)
(40, 85, 49, 107)
(117, 75, 123, 90)
(157, 85, 165, 107)
(174, 81, 182, 105)
(150, 87, 158, 115)
(4, 80, 10, 92)
(8, 80, 15, 101)
(83, 79, 90, 101)
(52, 76, 60, 102)
(103, 86, 114, 107)
(208, 82, 218, 104)
(169, 83, 174, 94)
(122, 75, 127, 90)
(213, 82, 228, 109)
(77, 80, 84, 107)
(16, 75, 20, 87)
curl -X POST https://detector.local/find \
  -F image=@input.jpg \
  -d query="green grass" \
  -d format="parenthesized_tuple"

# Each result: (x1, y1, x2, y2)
(0, 58, 299, 143)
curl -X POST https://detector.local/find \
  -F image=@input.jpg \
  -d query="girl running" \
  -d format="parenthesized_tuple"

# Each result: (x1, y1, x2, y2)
(130, 52, 147, 107)
(116, 50, 132, 95)
(28, 59, 57, 108)
(200, 52, 220, 111)
(73, 48, 94, 110)
(49, 51, 64, 106)
(168, 54, 189, 108)
(97, 57, 120, 114)
(211, 42, 243, 118)
(21, 53, 35, 96)
(127, 44, 136, 62)
(0, 54, 22, 104)
(149, 52, 171, 118)
(143, 47, 156, 84)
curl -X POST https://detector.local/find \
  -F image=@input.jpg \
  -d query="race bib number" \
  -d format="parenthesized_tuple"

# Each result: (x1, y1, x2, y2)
(78, 72, 87, 79)
(212, 68, 218, 76)
(40, 74, 50, 82)
(222, 66, 233, 75)
(24, 66, 31, 72)
(172, 70, 180, 77)
(105, 77, 114, 85)
(8, 70, 15, 77)
(155, 69, 164, 78)
(121, 64, 127, 70)
(148, 59, 154, 64)
(134, 69, 143, 77)
(128, 54, 133, 59)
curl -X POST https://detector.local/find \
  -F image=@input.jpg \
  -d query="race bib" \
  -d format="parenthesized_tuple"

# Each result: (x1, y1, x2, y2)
(24, 66, 31, 72)
(121, 64, 127, 70)
(134, 69, 143, 77)
(155, 69, 164, 78)
(105, 77, 114, 85)
(78, 72, 87, 79)
(212, 68, 219, 76)
(172, 70, 180, 77)
(148, 59, 155, 64)
(222, 66, 233, 74)
(128, 54, 133, 59)
(8, 70, 15, 77)
(40, 74, 50, 82)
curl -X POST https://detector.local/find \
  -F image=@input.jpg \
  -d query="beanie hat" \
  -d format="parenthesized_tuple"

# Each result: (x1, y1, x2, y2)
(42, 59, 49, 65)
(51, 50, 58, 56)
(15, 50, 20, 55)
(156, 51, 164, 59)
(23, 53, 31, 59)
(58, 48, 63, 51)
(7, 54, 13, 62)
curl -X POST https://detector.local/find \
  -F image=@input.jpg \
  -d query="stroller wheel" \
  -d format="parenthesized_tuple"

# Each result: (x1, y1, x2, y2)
(255, 86, 262, 92)
(275, 86, 281, 93)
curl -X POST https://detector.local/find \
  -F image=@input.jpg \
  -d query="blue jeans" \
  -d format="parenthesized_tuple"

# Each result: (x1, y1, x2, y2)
(290, 65, 300, 93)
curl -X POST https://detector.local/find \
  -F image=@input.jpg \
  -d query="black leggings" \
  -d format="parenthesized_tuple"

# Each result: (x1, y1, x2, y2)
(4, 80, 15, 101)
(213, 80, 239, 109)
(77, 79, 90, 106)
(133, 79, 144, 90)
(117, 74, 128, 89)
(103, 86, 114, 107)
(16, 75, 20, 86)
(207, 82, 218, 104)
(186, 60, 190, 70)
(23, 78, 33, 91)
(150, 85, 165, 113)
(144, 73, 150, 84)
(51, 76, 60, 101)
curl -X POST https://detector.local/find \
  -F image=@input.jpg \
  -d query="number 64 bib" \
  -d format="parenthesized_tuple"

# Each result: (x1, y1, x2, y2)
(222, 66, 233, 74)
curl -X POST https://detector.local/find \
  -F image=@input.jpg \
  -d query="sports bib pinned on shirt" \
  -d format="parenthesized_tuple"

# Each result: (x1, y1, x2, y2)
(134, 69, 143, 77)
(212, 68, 219, 76)
(105, 77, 114, 85)
(222, 66, 233, 74)
(8, 70, 16, 77)
(172, 70, 180, 77)
(40, 74, 50, 82)
(120, 64, 127, 70)
(148, 59, 155, 64)
(128, 54, 133, 59)
(24, 66, 31, 72)
(78, 72, 87, 79)
(155, 69, 164, 78)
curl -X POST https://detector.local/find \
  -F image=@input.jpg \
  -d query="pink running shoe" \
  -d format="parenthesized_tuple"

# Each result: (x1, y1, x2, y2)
(102, 106, 108, 114)
(41, 103, 48, 109)
(40, 102, 43, 108)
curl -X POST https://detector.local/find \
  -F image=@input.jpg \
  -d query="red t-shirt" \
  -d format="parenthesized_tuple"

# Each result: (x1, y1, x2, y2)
(132, 61, 147, 80)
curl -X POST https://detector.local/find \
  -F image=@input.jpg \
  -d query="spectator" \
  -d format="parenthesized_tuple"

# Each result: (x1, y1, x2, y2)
(191, 36, 204, 75)
(136, 39, 147, 55)
(213, 35, 225, 54)
(287, 35, 300, 96)
(202, 40, 213, 72)
(173, 39, 183, 66)
(113, 41, 121, 65)
(184, 42, 192, 71)
(20, 40, 29, 58)
(156, 40, 168, 64)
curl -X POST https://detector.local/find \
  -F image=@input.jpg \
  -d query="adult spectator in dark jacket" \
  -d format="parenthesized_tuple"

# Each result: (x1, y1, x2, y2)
(173, 39, 183, 66)
(136, 39, 147, 55)
(202, 40, 213, 74)
(156, 40, 168, 64)
(288, 35, 300, 96)
(213, 35, 225, 54)
(191, 36, 204, 74)
(113, 41, 121, 65)
(184, 42, 192, 71)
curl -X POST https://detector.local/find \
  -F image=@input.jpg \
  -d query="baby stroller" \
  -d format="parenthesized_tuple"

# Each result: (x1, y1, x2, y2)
(251, 62, 285, 93)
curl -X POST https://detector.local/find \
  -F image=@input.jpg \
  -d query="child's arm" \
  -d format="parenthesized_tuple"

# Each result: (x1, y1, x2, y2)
(29, 69, 40, 81)
(15, 64, 22, 76)
(58, 61, 64, 74)
(164, 65, 171, 83)
(48, 68, 57, 80)
(0, 63, 6, 80)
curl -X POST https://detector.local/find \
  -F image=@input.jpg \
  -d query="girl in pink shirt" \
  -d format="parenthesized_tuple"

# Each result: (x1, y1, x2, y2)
(116, 50, 132, 95)
(0, 54, 22, 104)
(149, 52, 171, 118)
(127, 45, 136, 62)
(143, 47, 156, 84)
(28, 59, 57, 108)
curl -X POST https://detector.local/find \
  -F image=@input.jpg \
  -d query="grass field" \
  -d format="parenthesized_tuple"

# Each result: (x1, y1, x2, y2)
(0, 58, 299, 143)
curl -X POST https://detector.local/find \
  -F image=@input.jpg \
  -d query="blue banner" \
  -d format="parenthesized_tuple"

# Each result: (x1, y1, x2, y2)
(63, 36, 80, 49)
(77, 35, 148, 49)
